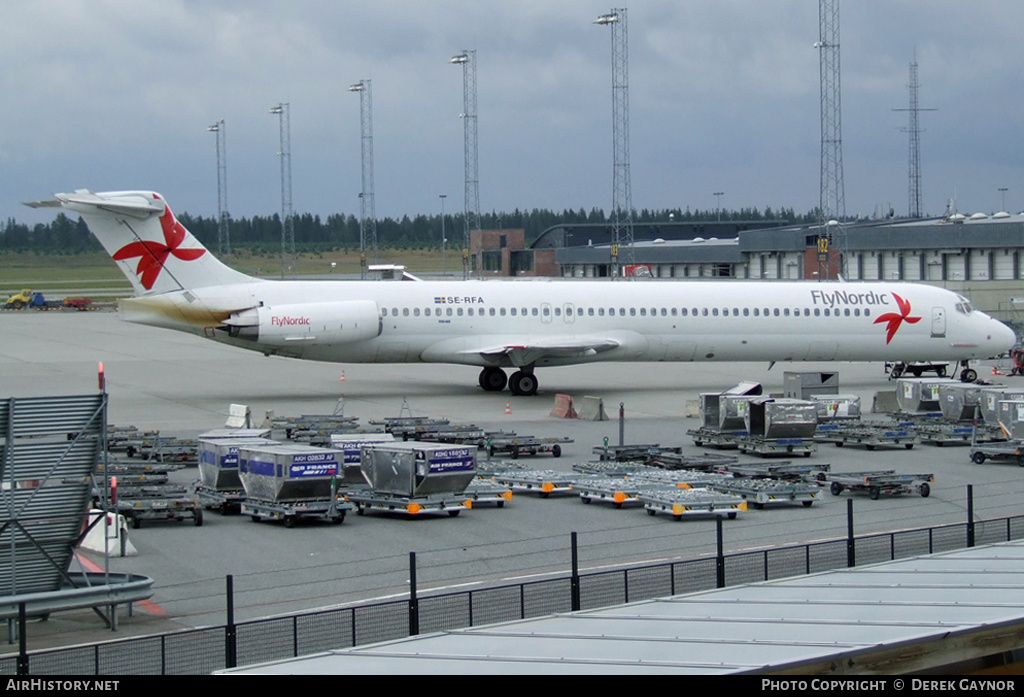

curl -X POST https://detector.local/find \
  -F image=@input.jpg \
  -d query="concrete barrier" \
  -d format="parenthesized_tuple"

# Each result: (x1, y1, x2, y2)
(550, 393, 578, 419)
(81, 510, 137, 557)
(226, 403, 252, 428)
(577, 396, 609, 421)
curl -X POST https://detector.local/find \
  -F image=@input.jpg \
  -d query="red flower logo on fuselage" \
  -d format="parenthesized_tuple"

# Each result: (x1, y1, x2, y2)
(874, 293, 921, 344)
(112, 203, 205, 290)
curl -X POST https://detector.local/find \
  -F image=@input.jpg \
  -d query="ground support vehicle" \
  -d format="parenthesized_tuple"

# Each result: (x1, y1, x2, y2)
(815, 422, 917, 450)
(686, 428, 747, 449)
(463, 479, 513, 507)
(736, 436, 816, 458)
(486, 435, 572, 459)
(345, 488, 469, 517)
(243, 496, 353, 526)
(489, 470, 576, 498)
(194, 484, 247, 514)
(115, 486, 203, 528)
(886, 361, 951, 379)
(638, 487, 747, 521)
(712, 478, 821, 509)
(826, 471, 933, 500)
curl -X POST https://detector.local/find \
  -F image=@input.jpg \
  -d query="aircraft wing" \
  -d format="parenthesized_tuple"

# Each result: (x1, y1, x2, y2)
(469, 336, 620, 366)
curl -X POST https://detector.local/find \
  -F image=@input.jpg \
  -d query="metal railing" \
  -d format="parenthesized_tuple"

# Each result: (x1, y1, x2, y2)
(4, 506, 1024, 675)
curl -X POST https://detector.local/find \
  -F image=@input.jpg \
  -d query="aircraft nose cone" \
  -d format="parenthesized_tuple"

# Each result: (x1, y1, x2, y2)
(993, 320, 1018, 352)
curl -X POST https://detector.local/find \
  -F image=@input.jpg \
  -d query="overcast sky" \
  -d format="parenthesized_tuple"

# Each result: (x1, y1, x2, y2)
(3, 1, 1022, 228)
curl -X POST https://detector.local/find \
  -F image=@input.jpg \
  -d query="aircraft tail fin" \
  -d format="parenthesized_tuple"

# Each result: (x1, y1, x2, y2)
(27, 190, 251, 296)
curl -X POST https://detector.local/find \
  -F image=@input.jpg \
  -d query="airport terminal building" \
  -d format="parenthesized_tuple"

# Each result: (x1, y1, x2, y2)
(473, 214, 1024, 322)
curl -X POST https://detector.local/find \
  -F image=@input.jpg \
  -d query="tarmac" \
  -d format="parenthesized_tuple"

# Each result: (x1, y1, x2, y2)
(1, 308, 1022, 654)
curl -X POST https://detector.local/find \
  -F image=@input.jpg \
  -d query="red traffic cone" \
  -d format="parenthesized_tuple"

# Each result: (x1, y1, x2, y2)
(505, 400, 512, 415)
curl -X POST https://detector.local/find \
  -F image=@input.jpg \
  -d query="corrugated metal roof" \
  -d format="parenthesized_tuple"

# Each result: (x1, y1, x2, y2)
(224, 541, 1024, 675)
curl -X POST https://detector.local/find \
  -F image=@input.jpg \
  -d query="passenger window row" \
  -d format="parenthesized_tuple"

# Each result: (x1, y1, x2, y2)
(379, 306, 874, 319)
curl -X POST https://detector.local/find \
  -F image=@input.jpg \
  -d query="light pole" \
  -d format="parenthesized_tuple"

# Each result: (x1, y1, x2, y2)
(439, 194, 447, 276)
(713, 192, 724, 222)
(999, 187, 1009, 213)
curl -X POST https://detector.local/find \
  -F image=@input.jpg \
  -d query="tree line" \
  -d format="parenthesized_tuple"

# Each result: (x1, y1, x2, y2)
(0, 205, 815, 255)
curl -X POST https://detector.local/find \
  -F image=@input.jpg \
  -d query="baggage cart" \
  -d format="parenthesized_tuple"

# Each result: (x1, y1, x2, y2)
(825, 471, 933, 500)
(638, 487, 747, 521)
(242, 496, 354, 527)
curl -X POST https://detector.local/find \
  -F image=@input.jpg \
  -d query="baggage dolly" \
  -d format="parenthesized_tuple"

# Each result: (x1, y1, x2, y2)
(116, 490, 203, 528)
(968, 427, 1024, 466)
(243, 496, 354, 527)
(638, 487, 747, 521)
(815, 423, 917, 450)
(464, 478, 513, 507)
(193, 483, 247, 514)
(826, 470, 933, 500)
(490, 470, 576, 498)
(345, 488, 470, 517)
(487, 435, 573, 458)
(737, 436, 816, 458)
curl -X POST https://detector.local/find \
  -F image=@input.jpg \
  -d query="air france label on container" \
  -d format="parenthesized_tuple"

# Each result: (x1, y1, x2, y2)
(429, 448, 475, 473)
(289, 452, 339, 478)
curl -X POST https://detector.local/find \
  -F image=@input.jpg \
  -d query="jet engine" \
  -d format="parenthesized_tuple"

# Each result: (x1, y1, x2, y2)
(224, 300, 381, 347)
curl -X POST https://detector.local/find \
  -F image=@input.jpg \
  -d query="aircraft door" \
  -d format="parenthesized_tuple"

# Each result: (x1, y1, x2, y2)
(563, 303, 575, 324)
(931, 307, 946, 338)
(540, 302, 552, 324)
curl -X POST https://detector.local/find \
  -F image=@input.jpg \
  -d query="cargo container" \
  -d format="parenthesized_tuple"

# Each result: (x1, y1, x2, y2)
(359, 443, 475, 497)
(238, 443, 346, 502)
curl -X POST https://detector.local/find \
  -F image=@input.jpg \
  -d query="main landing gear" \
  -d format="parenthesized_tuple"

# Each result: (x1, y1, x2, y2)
(478, 367, 538, 396)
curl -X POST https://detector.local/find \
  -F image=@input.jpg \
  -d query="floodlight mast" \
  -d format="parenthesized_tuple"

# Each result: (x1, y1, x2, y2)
(269, 103, 296, 279)
(349, 80, 378, 279)
(450, 50, 479, 280)
(594, 8, 634, 279)
(207, 119, 230, 262)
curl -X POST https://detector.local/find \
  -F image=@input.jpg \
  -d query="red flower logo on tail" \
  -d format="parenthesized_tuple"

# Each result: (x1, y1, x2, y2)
(112, 203, 205, 290)
(874, 293, 921, 344)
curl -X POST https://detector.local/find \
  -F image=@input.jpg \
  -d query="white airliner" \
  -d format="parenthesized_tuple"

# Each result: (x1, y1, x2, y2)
(29, 190, 1016, 395)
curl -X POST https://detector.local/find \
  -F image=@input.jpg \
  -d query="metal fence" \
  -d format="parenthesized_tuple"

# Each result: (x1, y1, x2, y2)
(4, 513, 1024, 675)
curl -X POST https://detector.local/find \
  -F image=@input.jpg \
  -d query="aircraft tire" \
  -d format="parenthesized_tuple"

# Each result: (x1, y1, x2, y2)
(509, 371, 538, 396)
(479, 367, 507, 392)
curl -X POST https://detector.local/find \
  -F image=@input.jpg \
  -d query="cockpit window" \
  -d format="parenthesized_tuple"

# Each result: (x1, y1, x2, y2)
(954, 296, 975, 314)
